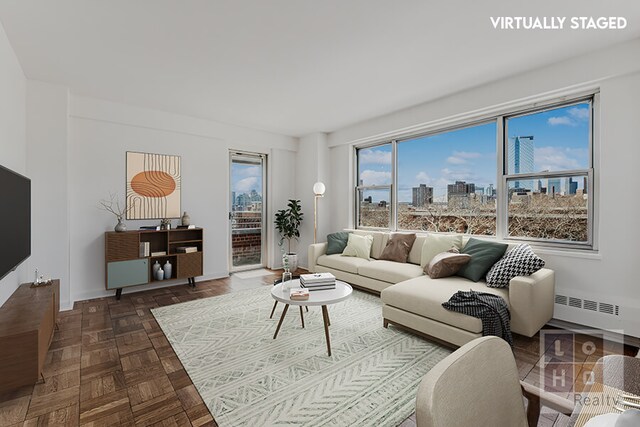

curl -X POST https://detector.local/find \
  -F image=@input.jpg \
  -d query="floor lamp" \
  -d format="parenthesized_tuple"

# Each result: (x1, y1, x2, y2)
(313, 182, 326, 243)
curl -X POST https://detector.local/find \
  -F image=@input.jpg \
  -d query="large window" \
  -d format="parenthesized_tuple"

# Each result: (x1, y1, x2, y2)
(355, 95, 595, 249)
(504, 101, 592, 244)
(397, 122, 497, 234)
(356, 144, 392, 228)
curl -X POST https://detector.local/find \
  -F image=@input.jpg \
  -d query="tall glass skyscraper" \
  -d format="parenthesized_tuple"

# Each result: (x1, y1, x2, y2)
(508, 136, 535, 190)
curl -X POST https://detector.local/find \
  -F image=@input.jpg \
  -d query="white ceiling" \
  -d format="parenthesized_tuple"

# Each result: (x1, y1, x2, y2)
(1, 1, 639, 137)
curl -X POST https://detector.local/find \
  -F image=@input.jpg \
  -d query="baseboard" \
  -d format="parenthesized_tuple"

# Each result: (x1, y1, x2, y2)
(65, 271, 229, 311)
(546, 318, 640, 348)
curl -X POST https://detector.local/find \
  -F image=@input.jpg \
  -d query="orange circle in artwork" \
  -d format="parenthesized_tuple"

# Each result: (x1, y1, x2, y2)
(131, 171, 176, 198)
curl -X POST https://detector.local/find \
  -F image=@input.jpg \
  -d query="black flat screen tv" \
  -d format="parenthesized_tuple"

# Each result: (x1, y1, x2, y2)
(0, 164, 31, 281)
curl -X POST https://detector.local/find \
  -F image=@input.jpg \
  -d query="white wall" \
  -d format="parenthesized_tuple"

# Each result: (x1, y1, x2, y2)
(326, 38, 640, 337)
(21, 91, 297, 307)
(26, 81, 70, 308)
(294, 133, 330, 268)
(0, 22, 26, 306)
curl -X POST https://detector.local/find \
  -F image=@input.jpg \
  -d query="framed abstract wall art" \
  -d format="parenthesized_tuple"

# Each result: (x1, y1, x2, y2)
(126, 151, 181, 219)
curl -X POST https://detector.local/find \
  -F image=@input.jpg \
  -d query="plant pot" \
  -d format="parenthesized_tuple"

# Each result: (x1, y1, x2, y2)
(285, 253, 298, 272)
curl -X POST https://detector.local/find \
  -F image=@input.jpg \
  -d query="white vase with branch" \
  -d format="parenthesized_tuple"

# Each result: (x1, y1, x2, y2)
(98, 193, 131, 232)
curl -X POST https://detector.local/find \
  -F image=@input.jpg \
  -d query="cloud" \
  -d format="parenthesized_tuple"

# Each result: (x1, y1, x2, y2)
(234, 176, 258, 192)
(440, 167, 481, 183)
(534, 146, 587, 171)
(359, 149, 391, 165)
(446, 151, 482, 165)
(568, 107, 589, 120)
(415, 171, 431, 183)
(548, 106, 589, 126)
(548, 116, 575, 126)
(360, 170, 391, 185)
(237, 165, 261, 177)
(446, 156, 467, 165)
(453, 151, 482, 159)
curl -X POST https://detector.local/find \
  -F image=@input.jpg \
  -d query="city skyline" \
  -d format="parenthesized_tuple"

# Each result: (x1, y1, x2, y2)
(358, 102, 590, 203)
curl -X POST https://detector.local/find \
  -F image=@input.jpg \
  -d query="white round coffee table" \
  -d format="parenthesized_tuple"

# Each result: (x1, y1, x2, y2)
(271, 279, 352, 356)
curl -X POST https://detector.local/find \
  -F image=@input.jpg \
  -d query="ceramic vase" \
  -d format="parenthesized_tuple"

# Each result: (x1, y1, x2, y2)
(285, 253, 298, 272)
(156, 267, 164, 281)
(115, 217, 126, 232)
(164, 261, 172, 280)
(181, 211, 191, 227)
(152, 261, 161, 276)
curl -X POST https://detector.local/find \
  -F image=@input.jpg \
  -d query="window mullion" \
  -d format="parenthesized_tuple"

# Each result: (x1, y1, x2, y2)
(496, 116, 506, 240)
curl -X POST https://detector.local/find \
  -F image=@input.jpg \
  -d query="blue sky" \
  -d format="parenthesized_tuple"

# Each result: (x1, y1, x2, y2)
(359, 102, 590, 202)
(231, 162, 262, 196)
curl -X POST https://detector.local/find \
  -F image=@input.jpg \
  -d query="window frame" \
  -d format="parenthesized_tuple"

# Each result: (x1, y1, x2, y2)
(355, 142, 394, 230)
(501, 96, 595, 249)
(353, 92, 598, 251)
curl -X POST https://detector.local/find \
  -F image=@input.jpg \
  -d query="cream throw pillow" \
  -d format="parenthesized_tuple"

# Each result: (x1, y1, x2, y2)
(420, 234, 463, 267)
(342, 233, 374, 260)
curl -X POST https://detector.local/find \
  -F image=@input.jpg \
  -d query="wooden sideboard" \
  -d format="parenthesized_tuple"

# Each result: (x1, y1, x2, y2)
(0, 279, 59, 393)
(105, 228, 204, 299)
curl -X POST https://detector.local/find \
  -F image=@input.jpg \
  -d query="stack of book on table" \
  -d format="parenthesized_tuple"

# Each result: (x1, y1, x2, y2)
(300, 272, 336, 291)
(290, 288, 309, 300)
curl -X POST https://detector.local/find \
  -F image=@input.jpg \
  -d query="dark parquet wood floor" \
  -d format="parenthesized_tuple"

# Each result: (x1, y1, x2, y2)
(0, 270, 637, 426)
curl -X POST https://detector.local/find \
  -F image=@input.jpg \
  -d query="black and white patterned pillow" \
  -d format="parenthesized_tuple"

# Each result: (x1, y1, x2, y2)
(485, 244, 545, 288)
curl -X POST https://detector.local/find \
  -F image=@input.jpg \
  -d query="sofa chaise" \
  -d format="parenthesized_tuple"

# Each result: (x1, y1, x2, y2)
(308, 230, 555, 347)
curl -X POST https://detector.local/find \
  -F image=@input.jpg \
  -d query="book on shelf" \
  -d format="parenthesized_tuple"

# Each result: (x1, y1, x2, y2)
(176, 225, 197, 229)
(139, 242, 150, 257)
(176, 246, 198, 253)
(139, 225, 161, 230)
(151, 251, 167, 257)
(289, 288, 309, 300)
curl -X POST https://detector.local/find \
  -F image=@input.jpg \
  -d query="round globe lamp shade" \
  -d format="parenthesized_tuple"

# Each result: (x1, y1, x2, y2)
(313, 182, 326, 196)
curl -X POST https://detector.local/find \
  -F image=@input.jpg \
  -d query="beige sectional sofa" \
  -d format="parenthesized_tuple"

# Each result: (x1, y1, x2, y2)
(308, 230, 555, 347)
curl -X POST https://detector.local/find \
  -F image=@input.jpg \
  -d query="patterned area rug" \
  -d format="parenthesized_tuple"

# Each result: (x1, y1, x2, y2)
(232, 268, 273, 279)
(152, 287, 451, 427)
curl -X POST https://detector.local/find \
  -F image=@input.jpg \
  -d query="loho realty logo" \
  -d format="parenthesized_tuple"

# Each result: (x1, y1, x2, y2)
(490, 16, 628, 30)
(539, 329, 627, 415)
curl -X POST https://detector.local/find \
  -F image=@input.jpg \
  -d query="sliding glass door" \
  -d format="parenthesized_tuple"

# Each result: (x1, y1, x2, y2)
(229, 152, 266, 271)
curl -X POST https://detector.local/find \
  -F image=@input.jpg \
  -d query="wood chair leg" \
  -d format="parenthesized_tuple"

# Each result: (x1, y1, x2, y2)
(269, 300, 278, 319)
(299, 306, 305, 328)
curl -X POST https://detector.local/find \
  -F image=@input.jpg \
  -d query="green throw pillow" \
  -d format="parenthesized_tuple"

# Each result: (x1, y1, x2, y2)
(456, 238, 508, 282)
(326, 232, 350, 255)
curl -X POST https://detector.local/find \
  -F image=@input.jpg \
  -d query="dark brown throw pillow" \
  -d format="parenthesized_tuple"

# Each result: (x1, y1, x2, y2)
(426, 248, 472, 279)
(379, 233, 417, 263)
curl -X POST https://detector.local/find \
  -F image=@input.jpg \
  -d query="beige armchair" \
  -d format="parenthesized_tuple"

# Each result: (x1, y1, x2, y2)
(416, 336, 574, 427)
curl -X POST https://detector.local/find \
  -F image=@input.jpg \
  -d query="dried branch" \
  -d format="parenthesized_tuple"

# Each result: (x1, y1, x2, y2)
(98, 193, 131, 219)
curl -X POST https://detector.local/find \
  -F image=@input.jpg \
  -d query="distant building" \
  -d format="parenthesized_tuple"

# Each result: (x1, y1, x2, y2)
(508, 136, 535, 190)
(447, 181, 476, 208)
(364, 195, 372, 203)
(412, 184, 433, 207)
(548, 178, 562, 196)
(569, 178, 578, 195)
(486, 184, 495, 197)
(378, 200, 387, 208)
(448, 180, 476, 196)
(583, 177, 588, 194)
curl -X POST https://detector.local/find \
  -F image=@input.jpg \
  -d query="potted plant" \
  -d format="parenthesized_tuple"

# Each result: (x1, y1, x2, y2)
(274, 199, 304, 272)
